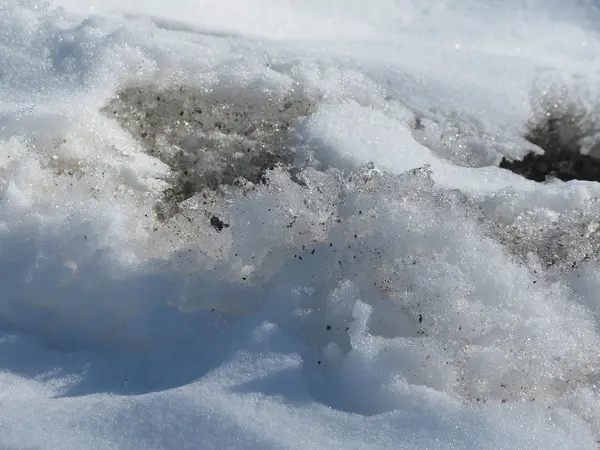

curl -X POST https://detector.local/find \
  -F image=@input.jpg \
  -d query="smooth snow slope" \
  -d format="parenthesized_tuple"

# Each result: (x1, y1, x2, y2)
(2, 0, 600, 448)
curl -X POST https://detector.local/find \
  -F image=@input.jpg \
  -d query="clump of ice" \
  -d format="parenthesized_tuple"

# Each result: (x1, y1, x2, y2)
(410, 111, 520, 168)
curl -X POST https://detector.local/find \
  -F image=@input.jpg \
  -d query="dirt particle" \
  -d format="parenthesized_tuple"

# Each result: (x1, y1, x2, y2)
(210, 215, 229, 232)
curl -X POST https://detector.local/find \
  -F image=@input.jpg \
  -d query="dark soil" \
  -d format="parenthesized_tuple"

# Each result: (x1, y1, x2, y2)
(103, 84, 314, 219)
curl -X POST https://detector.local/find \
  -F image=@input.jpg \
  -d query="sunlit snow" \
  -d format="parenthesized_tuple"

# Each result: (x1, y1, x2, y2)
(2, 0, 600, 448)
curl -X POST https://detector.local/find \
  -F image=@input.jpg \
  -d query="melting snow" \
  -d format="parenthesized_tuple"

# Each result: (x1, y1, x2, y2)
(2, 0, 600, 448)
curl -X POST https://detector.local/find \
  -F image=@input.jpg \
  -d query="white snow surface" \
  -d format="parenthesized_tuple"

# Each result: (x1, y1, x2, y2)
(2, 0, 600, 448)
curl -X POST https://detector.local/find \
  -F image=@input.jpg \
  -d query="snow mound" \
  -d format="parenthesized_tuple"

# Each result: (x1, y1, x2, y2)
(2, 0, 600, 449)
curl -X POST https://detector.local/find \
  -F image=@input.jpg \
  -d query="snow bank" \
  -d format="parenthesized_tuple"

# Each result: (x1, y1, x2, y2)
(1, 0, 600, 448)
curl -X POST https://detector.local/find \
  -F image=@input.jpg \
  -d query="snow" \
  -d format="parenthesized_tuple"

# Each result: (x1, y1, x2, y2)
(1, 0, 600, 448)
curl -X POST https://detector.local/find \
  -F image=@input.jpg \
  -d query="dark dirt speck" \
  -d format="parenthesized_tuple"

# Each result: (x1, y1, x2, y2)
(210, 215, 229, 232)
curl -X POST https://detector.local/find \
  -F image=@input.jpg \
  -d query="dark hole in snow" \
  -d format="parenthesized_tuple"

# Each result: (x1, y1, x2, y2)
(499, 96, 600, 182)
